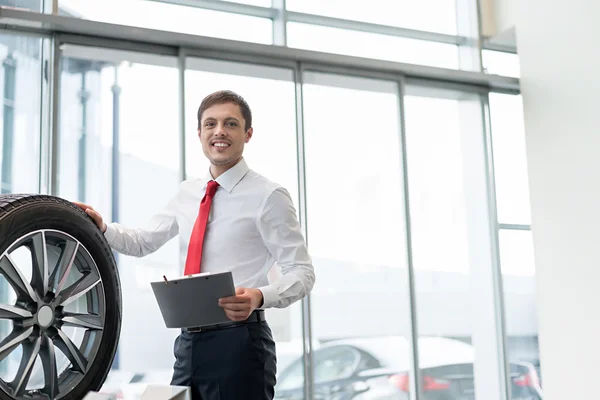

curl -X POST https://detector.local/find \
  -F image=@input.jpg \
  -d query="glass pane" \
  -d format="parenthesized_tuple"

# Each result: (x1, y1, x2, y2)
(0, 33, 42, 195)
(499, 229, 543, 393)
(404, 94, 479, 397)
(0, 31, 44, 380)
(58, 0, 273, 44)
(287, 0, 458, 35)
(0, 0, 42, 11)
(185, 58, 305, 395)
(288, 22, 459, 70)
(58, 46, 181, 391)
(301, 71, 413, 399)
(489, 93, 531, 224)
(483, 50, 521, 78)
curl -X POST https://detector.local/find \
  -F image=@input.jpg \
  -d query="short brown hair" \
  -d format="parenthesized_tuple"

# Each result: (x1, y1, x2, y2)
(197, 90, 252, 131)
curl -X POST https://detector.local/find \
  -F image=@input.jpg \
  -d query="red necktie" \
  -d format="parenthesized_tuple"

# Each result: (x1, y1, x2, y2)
(184, 180, 219, 276)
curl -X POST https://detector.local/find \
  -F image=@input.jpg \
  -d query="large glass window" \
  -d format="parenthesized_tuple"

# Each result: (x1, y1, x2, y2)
(184, 57, 305, 395)
(490, 93, 542, 391)
(58, 0, 273, 45)
(403, 91, 514, 399)
(286, 0, 458, 35)
(57, 46, 181, 380)
(404, 94, 483, 397)
(0, 33, 43, 195)
(301, 71, 413, 399)
(287, 23, 459, 70)
(0, 31, 45, 380)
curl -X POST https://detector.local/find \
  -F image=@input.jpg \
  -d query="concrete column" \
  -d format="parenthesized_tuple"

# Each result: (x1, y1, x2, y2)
(515, 0, 600, 398)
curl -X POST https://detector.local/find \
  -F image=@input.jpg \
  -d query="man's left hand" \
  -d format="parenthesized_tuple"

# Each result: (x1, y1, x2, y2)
(219, 288, 264, 322)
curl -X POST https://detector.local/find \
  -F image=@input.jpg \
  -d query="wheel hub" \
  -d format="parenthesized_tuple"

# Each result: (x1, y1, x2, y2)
(0, 228, 106, 399)
(36, 305, 54, 329)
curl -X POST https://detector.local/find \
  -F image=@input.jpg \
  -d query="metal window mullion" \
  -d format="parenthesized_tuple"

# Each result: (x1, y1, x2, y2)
(396, 76, 422, 400)
(481, 93, 511, 400)
(178, 47, 187, 183)
(456, 0, 511, 398)
(38, 37, 49, 194)
(499, 223, 531, 231)
(48, 33, 61, 196)
(455, 0, 484, 72)
(293, 61, 313, 400)
(272, 0, 287, 46)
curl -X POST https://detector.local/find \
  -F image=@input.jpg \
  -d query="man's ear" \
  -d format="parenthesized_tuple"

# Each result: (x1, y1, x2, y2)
(197, 128, 201, 138)
(245, 127, 253, 143)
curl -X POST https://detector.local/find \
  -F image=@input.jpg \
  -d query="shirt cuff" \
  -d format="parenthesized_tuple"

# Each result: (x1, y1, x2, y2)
(257, 284, 279, 309)
(103, 223, 117, 243)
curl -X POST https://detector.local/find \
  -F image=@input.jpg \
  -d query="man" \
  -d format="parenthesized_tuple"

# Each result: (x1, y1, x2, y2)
(74, 90, 315, 400)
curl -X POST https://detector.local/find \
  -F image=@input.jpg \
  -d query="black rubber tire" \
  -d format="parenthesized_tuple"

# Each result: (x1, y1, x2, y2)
(0, 194, 122, 400)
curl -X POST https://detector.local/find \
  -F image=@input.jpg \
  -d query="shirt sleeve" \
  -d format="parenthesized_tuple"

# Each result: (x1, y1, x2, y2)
(256, 187, 315, 309)
(103, 188, 181, 257)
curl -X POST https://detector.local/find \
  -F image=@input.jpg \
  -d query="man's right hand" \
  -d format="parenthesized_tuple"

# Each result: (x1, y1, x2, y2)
(73, 201, 107, 233)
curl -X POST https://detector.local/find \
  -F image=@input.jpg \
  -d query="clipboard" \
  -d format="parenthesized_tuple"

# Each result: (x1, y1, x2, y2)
(150, 271, 236, 328)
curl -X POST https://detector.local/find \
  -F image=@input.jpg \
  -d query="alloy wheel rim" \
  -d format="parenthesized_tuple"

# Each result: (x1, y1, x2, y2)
(0, 229, 106, 399)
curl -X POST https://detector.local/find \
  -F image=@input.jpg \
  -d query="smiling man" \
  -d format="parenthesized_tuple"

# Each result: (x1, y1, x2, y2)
(73, 90, 315, 400)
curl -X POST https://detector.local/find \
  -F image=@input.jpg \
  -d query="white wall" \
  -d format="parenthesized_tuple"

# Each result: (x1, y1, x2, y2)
(515, 1, 600, 398)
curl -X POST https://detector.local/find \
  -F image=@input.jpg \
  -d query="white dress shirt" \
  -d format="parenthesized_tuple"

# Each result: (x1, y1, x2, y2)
(103, 158, 315, 309)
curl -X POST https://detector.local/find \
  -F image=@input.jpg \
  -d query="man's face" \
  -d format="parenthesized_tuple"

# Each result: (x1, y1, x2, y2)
(199, 102, 252, 170)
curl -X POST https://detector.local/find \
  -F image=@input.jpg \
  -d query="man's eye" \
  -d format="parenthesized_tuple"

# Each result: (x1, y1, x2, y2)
(205, 122, 215, 127)
(227, 122, 238, 127)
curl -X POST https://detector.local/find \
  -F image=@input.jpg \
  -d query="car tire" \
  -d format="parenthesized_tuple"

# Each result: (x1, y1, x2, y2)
(0, 194, 122, 400)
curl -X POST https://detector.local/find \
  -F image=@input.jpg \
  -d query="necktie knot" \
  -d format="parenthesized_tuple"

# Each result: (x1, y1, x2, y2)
(206, 180, 219, 197)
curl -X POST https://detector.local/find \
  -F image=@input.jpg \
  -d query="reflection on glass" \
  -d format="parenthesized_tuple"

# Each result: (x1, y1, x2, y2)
(0, 34, 42, 195)
(185, 57, 305, 396)
(58, 46, 181, 392)
(301, 71, 412, 399)
(405, 95, 481, 398)
(499, 229, 542, 393)
(58, 0, 273, 44)
(0, 31, 44, 380)
(489, 93, 531, 224)
(404, 94, 543, 400)
(288, 22, 459, 70)
(286, 0, 458, 35)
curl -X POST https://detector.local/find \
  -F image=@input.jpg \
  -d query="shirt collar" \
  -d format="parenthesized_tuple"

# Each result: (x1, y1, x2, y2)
(204, 157, 249, 193)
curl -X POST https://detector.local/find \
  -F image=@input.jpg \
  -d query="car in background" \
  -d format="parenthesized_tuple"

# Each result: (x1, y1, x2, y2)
(274, 336, 543, 400)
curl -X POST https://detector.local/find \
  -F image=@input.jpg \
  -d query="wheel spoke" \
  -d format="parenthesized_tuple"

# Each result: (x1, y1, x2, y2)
(0, 326, 34, 362)
(40, 335, 59, 399)
(0, 304, 32, 320)
(56, 271, 100, 307)
(10, 336, 41, 397)
(0, 253, 37, 303)
(49, 240, 79, 295)
(30, 231, 50, 299)
(54, 328, 87, 373)
(61, 312, 103, 331)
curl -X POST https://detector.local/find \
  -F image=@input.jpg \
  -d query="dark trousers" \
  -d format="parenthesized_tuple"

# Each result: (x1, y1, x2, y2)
(170, 319, 277, 400)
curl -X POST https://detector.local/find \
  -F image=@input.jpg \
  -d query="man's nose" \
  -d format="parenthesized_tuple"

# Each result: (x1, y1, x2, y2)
(215, 123, 226, 136)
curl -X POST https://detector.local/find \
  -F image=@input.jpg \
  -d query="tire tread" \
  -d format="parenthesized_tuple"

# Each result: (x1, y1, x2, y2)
(0, 193, 122, 400)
